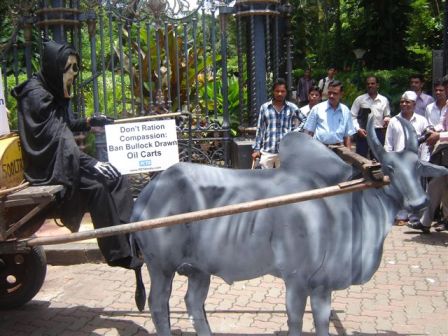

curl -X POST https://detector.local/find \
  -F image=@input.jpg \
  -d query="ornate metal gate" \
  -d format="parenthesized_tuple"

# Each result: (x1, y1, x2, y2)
(1, 0, 294, 168)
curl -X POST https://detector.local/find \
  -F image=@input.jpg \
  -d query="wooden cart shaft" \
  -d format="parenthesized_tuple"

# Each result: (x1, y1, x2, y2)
(22, 177, 389, 247)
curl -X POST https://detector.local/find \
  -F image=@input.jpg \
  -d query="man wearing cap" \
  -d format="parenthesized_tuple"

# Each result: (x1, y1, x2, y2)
(384, 90, 429, 152)
(384, 90, 430, 230)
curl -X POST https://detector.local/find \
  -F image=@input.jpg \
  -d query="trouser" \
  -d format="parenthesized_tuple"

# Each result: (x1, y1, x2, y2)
(78, 172, 141, 269)
(398, 176, 428, 224)
(421, 175, 448, 227)
(260, 151, 280, 169)
(355, 128, 386, 158)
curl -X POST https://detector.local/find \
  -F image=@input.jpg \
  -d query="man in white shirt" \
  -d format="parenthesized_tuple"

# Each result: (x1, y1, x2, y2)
(384, 91, 430, 230)
(299, 85, 322, 116)
(425, 79, 446, 127)
(416, 77, 448, 232)
(351, 76, 391, 157)
(318, 66, 336, 101)
(410, 74, 434, 117)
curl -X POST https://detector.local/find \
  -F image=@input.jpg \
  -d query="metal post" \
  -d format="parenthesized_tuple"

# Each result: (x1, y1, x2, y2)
(444, 0, 448, 75)
(253, 16, 267, 114)
(220, 5, 232, 166)
(87, 16, 100, 115)
(284, 1, 293, 95)
(23, 20, 33, 79)
(87, 13, 107, 162)
(51, 0, 65, 43)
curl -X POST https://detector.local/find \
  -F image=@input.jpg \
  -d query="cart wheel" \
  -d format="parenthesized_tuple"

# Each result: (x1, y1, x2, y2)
(0, 246, 47, 309)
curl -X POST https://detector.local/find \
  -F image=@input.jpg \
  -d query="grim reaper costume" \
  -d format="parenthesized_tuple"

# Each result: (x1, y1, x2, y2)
(12, 41, 141, 270)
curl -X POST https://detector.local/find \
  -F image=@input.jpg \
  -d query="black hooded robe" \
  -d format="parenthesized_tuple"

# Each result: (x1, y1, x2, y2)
(12, 41, 140, 269)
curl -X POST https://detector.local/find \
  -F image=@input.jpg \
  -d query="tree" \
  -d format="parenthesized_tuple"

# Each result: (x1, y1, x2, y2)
(355, 0, 412, 69)
(406, 0, 444, 71)
(290, 0, 443, 72)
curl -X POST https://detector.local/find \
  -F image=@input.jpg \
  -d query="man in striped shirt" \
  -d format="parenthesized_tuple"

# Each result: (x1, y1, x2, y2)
(252, 78, 304, 169)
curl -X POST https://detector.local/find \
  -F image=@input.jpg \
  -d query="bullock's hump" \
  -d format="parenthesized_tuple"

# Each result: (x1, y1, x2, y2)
(279, 132, 352, 182)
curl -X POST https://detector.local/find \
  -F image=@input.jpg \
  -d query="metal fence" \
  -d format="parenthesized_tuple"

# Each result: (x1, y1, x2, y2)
(1, 0, 235, 167)
(1, 0, 293, 169)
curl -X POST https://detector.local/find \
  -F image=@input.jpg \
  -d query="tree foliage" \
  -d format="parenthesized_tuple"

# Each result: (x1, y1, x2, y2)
(290, 0, 445, 72)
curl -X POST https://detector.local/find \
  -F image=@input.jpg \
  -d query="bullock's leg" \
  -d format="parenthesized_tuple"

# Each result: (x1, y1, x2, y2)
(148, 267, 175, 336)
(185, 271, 212, 335)
(284, 279, 308, 336)
(310, 288, 331, 336)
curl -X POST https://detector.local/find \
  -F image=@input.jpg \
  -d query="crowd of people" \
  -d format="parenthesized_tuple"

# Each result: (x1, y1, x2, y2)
(252, 70, 448, 233)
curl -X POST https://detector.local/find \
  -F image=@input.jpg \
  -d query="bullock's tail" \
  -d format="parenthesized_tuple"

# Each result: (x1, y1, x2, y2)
(130, 234, 146, 312)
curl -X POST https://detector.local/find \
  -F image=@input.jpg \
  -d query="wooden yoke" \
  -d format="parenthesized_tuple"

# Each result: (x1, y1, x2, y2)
(328, 145, 384, 182)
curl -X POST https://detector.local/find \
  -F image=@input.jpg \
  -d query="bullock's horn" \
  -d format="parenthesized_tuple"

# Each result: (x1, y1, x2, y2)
(367, 116, 384, 161)
(397, 116, 418, 154)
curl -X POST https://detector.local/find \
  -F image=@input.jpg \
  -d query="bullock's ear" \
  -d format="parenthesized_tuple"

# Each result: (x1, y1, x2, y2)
(417, 161, 448, 177)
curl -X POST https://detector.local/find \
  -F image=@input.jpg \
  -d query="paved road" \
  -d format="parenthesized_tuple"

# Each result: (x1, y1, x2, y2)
(1, 225, 447, 335)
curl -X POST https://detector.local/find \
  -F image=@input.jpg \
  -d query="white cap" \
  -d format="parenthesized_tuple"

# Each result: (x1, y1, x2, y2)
(401, 91, 417, 102)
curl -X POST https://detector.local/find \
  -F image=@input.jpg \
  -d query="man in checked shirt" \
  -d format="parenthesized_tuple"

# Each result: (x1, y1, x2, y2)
(252, 78, 305, 169)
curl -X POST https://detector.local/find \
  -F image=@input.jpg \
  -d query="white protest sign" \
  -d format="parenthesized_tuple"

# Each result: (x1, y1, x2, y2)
(0, 68, 10, 136)
(105, 119, 179, 174)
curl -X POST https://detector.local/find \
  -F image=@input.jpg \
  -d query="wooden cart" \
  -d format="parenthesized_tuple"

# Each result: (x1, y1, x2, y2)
(0, 184, 64, 309)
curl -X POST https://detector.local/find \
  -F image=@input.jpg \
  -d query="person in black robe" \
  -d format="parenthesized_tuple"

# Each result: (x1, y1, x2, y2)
(11, 40, 142, 270)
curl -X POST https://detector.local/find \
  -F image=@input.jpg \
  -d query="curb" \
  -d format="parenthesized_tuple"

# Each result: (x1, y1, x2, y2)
(44, 243, 104, 266)
(38, 215, 107, 266)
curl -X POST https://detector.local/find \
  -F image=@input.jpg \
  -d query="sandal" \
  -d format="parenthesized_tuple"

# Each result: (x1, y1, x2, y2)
(407, 222, 431, 234)
(434, 222, 448, 232)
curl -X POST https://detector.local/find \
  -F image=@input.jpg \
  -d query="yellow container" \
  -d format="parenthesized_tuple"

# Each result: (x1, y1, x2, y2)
(0, 135, 24, 190)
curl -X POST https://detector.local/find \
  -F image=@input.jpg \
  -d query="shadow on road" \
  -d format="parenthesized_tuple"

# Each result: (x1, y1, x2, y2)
(0, 301, 148, 336)
(403, 230, 448, 247)
(0, 300, 416, 336)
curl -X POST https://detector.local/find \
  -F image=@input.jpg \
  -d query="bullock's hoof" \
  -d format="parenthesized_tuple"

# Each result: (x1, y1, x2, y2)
(407, 222, 430, 234)
(394, 219, 408, 226)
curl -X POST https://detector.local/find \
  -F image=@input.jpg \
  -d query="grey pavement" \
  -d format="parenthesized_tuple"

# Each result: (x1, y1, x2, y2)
(1, 221, 447, 335)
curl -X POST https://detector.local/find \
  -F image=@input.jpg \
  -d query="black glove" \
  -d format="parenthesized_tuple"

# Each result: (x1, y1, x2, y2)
(89, 115, 115, 127)
(92, 161, 121, 181)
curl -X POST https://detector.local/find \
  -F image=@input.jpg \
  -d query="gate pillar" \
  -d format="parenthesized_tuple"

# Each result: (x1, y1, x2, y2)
(234, 0, 292, 127)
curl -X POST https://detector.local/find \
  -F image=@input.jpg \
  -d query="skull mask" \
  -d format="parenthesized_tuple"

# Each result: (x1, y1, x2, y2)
(63, 54, 79, 98)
